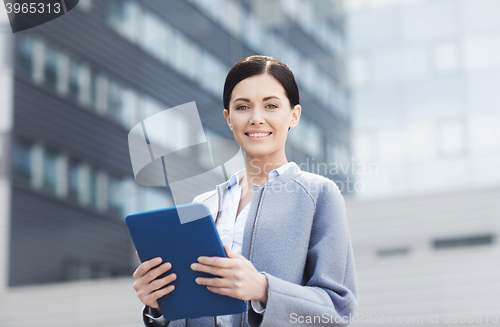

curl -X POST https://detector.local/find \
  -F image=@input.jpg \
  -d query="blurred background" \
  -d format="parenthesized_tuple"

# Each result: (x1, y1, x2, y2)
(0, 0, 498, 326)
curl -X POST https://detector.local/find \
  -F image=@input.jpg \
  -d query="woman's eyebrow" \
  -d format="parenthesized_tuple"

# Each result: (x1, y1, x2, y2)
(233, 98, 250, 103)
(263, 96, 281, 101)
(233, 96, 281, 103)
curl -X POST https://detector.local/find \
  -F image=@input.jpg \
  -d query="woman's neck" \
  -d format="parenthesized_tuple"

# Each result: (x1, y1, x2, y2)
(243, 152, 288, 187)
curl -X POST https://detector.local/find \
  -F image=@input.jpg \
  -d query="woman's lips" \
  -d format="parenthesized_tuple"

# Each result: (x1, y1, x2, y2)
(245, 132, 272, 140)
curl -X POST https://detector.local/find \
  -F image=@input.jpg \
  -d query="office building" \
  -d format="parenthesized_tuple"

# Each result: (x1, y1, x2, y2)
(0, 0, 347, 294)
(345, 0, 500, 324)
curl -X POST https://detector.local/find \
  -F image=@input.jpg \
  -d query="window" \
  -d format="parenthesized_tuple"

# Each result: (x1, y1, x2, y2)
(463, 35, 494, 72)
(400, 1, 457, 42)
(433, 234, 494, 249)
(43, 45, 59, 88)
(94, 74, 108, 114)
(89, 167, 99, 208)
(407, 122, 435, 161)
(306, 120, 323, 158)
(140, 11, 169, 60)
(68, 159, 81, 201)
(13, 139, 33, 181)
(121, 88, 138, 128)
(140, 96, 163, 121)
(467, 73, 500, 112)
(222, 0, 241, 36)
(89, 71, 98, 110)
(377, 247, 410, 258)
(107, 79, 124, 122)
(469, 113, 500, 156)
(200, 51, 226, 96)
(434, 42, 459, 73)
(348, 55, 368, 87)
(185, 43, 201, 82)
(463, 0, 500, 33)
(402, 46, 429, 80)
(68, 60, 83, 99)
(378, 128, 404, 163)
(172, 32, 194, 76)
(288, 117, 323, 158)
(108, 175, 123, 216)
(77, 0, 92, 11)
(121, 178, 139, 216)
(107, 0, 139, 42)
(144, 107, 190, 152)
(296, 0, 314, 34)
(327, 142, 349, 168)
(302, 60, 317, 95)
(42, 149, 58, 194)
(354, 132, 376, 163)
(17, 35, 34, 74)
(438, 120, 464, 157)
(241, 9, 262, 51)
(316, 72, 330, 107)
(348, 8, 398, 51)
(140, 187, 172, 212)
(373, 49, 401, 83)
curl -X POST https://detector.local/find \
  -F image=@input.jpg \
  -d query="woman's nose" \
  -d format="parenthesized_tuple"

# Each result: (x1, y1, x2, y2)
(249, 108, 265, 125)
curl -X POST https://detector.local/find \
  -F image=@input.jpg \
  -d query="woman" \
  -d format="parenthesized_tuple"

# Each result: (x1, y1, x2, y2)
(133, 55, 358, 327)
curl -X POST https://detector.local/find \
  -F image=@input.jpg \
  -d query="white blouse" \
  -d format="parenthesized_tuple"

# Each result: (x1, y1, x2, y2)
(215, 162, 295, 327)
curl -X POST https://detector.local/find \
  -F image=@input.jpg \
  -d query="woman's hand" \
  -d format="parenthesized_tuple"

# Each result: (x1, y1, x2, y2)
(132, 253, 177, 312)
(191, 244, 268, 304)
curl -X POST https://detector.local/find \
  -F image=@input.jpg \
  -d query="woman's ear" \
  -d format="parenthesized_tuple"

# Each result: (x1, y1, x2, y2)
(223, 108, 233, 131)
(289, 104, 301, 129)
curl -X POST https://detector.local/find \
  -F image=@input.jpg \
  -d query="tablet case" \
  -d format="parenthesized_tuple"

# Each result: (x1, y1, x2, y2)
(125, 203, 246, 321)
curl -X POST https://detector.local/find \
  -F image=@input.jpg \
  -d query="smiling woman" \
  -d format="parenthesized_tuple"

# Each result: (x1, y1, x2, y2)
(133, 55, 359, 327)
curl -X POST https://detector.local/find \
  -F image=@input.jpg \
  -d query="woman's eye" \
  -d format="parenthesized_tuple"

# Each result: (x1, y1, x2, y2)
(236, 105, 248, 110)
(267, 104, 278, 109)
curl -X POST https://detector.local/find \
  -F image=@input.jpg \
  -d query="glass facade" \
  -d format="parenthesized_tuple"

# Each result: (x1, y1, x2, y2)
(347, 0, 500, 197)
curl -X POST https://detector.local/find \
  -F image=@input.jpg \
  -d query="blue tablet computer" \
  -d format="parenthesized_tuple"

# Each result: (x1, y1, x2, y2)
(125, 203, 246, 321)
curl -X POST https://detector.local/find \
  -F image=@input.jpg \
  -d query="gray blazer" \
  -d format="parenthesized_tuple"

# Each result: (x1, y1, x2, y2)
(143, 162, 358, 327)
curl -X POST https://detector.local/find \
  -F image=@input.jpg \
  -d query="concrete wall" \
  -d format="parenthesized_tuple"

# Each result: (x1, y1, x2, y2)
(0, 277, 143, 327)
(345, 186, 500, 326)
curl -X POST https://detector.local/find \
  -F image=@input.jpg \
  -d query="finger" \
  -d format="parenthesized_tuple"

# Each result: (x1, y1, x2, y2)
(196, 256, 234, 268)
(223, 244, 245, 260)
(143, 284, 175, 305)
(147, 272, 177, 294)
(133, 257, 162, 279)
(191, 262, 229, 277)
(195, 276, 229, 288)
(223, 244, 235, 258)
(144, 262, 173, 283)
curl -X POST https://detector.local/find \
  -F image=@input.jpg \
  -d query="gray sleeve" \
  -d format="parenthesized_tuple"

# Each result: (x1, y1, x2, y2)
(247, 183, 358, 326)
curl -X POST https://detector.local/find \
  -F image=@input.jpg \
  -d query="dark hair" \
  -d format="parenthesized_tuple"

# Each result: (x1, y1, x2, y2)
(223, 55, 300, 110)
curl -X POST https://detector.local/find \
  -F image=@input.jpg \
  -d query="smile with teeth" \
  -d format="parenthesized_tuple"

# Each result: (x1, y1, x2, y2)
(246, 132, 272, 138)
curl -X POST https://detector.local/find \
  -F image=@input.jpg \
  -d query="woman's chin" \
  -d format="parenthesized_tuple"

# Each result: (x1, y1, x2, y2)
(241, 146, 280, 159)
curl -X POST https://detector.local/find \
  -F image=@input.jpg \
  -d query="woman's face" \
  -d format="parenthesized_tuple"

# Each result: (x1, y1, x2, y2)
(224, 73, 301, 160)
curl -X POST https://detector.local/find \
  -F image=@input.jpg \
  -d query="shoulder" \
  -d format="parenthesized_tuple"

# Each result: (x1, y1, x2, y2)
(294, 171, 343, 202)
